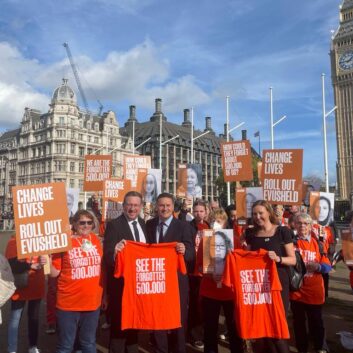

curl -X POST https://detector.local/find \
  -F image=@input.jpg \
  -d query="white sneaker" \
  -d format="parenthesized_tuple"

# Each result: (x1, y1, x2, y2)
(28, 347, 40, 353)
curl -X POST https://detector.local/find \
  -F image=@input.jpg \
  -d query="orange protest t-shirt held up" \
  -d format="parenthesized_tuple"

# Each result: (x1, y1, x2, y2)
(223, 249, 289, 340)
(51, 233, 103, 311)
(114, 241, 186, 330)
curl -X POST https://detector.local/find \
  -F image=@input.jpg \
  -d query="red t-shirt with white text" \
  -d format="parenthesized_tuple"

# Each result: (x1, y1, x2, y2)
(223, 249, 289, 339)
(114, 241, 186, 330)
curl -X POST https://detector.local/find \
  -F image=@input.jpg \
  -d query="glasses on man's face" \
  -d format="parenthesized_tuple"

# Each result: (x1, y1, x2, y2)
(297, 222, 309, 226)
(79, 221, 93, 226)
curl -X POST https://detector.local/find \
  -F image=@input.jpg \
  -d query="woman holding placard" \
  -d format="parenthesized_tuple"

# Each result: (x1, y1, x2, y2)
(5, 235, 47, 353)
(244, 200, 296, 353)
(50, 210, 105, 353)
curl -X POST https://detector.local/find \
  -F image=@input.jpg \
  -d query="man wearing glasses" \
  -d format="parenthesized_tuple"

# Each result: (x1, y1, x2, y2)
(103, 191, 146, 353)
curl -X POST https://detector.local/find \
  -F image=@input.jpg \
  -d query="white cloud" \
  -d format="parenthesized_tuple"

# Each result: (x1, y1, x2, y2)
(0, 40, 211, 130)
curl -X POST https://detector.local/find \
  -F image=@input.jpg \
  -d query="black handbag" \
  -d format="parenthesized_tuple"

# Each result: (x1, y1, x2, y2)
(13, 271, 29, 289)
(288, 250, 306, 291)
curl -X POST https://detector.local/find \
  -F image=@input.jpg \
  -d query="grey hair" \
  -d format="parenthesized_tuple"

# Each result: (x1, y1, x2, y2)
(294, 212, 312, 225)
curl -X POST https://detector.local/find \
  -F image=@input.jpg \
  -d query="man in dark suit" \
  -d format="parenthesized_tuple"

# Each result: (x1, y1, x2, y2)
(146, 193, 195, 353)
(103, 191, 146, 353)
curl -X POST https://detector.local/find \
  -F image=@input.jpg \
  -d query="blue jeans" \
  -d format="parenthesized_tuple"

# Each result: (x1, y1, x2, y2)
(56, 308, 100, 353)
(8, 299, 42, 352)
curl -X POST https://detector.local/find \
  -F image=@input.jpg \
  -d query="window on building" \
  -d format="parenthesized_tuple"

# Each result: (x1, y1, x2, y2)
(79, 133, 83, 140)
(57, 130, 66, 138)
(59, 116, 65, 126)
(79, 162, 84, 173)
(55, 161, 66, 172)
(56, 143, 66, 154)
(70, 162, 75, 172)
(70, 143, 75, 154)
(87, 148, 93, 155)
(79, 179, 83, 191)
(79, 147, 85, 157)
(94, 137, 99, 144)
(70, 179, 75, 188)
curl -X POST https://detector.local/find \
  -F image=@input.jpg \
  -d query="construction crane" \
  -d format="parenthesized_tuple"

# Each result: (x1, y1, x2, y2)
(63, 42, 90, 113)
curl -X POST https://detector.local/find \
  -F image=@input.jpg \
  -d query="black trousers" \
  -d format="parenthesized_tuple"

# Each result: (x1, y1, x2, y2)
(153, 279, 189, 353)
(201, 296, 244, 353)
(290, 300, 327, 352)
(187, 276, 203, 343)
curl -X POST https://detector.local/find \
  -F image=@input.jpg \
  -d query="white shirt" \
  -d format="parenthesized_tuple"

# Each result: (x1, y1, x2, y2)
(157, 215, 173, 243)
(126, 217, 146, 243)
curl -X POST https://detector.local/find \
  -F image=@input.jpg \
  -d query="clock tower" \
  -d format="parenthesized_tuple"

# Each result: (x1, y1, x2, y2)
(331, 0, 353, 200)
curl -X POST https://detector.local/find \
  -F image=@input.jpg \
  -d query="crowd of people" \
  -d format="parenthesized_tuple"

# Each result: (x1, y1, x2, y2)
(4, 188, 352, 353)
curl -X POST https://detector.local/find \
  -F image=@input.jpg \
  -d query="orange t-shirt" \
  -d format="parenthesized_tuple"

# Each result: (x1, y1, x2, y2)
(52, 233, 103, 311)
(114, 241, 186, 330)
(290, 236, 330, 305)
(223, 249, 289, 339)
(5, 235, 45, 301)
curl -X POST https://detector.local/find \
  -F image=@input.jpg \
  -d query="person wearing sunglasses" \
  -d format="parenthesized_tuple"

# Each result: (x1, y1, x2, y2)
(50, 209, 104, 353)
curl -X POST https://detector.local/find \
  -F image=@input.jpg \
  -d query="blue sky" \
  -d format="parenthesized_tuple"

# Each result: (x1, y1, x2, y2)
(0, 0, 342, 183)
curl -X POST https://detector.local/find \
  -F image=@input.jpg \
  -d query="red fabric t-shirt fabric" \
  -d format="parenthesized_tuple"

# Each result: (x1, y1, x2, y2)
(223, 249, 289, 339)
(5, 235, 45, 301)
(51, 233, 103, 311)
(114, 241, 186, 330)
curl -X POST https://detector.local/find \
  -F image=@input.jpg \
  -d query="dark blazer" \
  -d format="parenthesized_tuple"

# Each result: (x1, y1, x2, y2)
(103, 214, 146, 331)
(146, 216, 195, 276)
(103, 214, 146, 270)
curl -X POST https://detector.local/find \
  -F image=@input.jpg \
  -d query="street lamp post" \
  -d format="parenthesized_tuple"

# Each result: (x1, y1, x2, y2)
(322, 73, 337, 192)
(225, 96, 245, 205)
(1, 156, 9, 230)
(270, 87, 287, 149)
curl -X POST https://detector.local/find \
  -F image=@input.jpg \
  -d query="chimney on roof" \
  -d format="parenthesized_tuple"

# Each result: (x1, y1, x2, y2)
(242, 129, 247, 140)
(129, 105, 137, 121)
(182, 109, 191, 127)
(155, 98, 162, 113)
(224, 124, 227, 137)
(205, 116, 213, 132)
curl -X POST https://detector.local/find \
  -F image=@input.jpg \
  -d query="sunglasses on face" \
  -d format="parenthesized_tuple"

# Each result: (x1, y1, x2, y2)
(78, 221, 93, 226)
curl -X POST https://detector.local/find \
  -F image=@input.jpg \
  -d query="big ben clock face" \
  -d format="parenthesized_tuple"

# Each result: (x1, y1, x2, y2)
(339, 51, 353, 70)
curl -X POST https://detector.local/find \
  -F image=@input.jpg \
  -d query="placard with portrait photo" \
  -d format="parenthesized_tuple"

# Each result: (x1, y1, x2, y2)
(177, 163, 202, 199)
(309, 191, 334, 226)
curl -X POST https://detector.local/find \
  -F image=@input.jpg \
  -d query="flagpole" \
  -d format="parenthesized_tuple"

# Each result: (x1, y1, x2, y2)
(258, 132, 261, 155)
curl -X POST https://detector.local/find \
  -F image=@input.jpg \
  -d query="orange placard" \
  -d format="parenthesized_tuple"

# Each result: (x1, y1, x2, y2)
(83, 155, 112, 191)
(262, 149, 303, 205)
(102, 179, 131, 221)
(236, 187, 264, 220)
(123, 155, 151, 189)
(13, 182, 72, 259)
(221, 140, 253, 182)
(177, 164, 187, 198)
(341, 228, 353, 265)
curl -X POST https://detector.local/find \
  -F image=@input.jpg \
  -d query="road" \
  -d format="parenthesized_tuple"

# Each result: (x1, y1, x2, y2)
(0, 230, 352, 353)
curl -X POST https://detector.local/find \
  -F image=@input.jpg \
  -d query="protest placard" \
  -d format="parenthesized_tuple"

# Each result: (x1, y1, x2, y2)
(123, 155, 151, 189)
(309, 191, 334, 226)
(262, 149, 303, 205)
(13, 182, 72, 259)
(83, 155, 112, 191)
(221, 140, 253, 182)
(102, 179, 131, 221)
(140, 169, 162, 204)
(202, 229, 234, 276)
(236, 187, 263, 221)
(341, 228, 353, 265)
(177, 164, 202, 198)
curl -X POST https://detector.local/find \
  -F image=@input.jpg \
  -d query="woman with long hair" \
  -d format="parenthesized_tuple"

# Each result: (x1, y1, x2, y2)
(141, 173, 158, 204)
(244, 200, 296, 353)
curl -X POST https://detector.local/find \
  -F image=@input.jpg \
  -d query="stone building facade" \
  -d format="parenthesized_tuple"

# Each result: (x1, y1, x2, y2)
(0, 79, 132, 212)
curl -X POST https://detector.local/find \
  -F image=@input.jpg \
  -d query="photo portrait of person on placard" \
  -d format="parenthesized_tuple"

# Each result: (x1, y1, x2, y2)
(203, 229, 233, 278)
(310, 192, 334, 226)
(186, 164, 202, 199)
(141, 169, 161, 204)
(66, 188, 79, 219)
(245, 187, 263, 218)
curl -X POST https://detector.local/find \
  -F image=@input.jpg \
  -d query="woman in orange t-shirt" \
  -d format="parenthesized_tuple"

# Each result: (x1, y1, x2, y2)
(6, 235, 47, 353)
(50, 210, 105, 353)
(290, 213, 331, 353)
